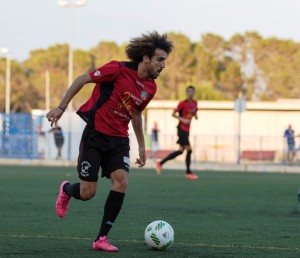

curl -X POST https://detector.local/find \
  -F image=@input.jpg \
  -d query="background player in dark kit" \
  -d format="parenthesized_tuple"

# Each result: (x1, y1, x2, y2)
(46, 31, 173, 252)
(49, 126, 64, 159)
(156, 86, 198, 180)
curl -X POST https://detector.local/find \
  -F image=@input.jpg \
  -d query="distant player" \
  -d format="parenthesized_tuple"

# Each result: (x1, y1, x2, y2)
(49, 126, 64, 159)
(46, 31, 173, 252)
(150, 121, 160, 159)
(284, 125, 296, 163)
(156, 86, 198, 180)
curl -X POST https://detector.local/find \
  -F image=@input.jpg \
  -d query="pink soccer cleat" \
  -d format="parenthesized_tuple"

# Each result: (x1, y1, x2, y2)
(93, 236, 119, 252)
(156, 162, 162, 175)
(185, 173, 198, 180)
(56, 181, 71, 218)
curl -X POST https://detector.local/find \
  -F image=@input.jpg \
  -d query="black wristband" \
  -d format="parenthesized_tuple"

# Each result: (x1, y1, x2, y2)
(57, 106, 65, 112)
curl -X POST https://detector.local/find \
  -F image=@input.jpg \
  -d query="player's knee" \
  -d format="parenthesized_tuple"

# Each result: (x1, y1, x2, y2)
(80, 188, 96, 201)
(178, 148, 184, 155)
(113, 177, 128, 192)
(187, 149, 192, 155)
(119, 176, 128, 189)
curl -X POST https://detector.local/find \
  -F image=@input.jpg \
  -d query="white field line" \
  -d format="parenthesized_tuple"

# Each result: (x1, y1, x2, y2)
(0, 233, 299, 252)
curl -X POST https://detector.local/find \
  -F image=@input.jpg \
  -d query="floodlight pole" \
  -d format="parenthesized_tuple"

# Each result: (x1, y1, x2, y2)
(57, 0, 87, 160)
(1, 48, 11, 139)
(5, 54, 11, 115)
(234, 92, 246, 165)
(237, 109, 241, 165)
(45, 70, 50, 111)
(1, 48, 11, 115)
(57, 0, 87, 111)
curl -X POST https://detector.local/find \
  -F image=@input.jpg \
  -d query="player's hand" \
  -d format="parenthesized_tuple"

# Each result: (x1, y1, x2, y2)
(46, 107, 64, 127)
(180, 118, 191, 124)
(135, 147, 146, 168)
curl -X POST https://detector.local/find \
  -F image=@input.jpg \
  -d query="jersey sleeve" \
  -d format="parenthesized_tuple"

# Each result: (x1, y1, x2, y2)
(175, 101, 183, 113)
(89, 60, 122, 83)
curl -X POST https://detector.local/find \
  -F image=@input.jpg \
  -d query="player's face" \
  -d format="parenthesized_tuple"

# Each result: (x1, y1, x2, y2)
(186, 88, 195, 99)
(148, 49, 168, 79)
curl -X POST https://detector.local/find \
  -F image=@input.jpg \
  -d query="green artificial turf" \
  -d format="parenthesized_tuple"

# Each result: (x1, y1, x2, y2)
(0, 165, 300, 257)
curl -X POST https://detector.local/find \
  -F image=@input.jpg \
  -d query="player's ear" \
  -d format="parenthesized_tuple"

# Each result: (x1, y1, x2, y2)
(142, 55, 150, 63)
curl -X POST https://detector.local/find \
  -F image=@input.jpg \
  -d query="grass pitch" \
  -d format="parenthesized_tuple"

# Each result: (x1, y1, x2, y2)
(0, 165, 300, 257)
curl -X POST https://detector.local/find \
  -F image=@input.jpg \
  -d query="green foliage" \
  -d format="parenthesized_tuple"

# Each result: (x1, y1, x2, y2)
(178, 81, 225, 100)
(1, 31, 300, 112)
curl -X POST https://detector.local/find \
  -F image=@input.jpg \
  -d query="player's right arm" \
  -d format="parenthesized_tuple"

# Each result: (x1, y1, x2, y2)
(172, 104, 190, 124)
(46, 73, 92, 127)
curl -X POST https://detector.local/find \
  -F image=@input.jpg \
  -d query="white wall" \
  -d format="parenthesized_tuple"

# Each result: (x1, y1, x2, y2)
(33, 99, 300, 162)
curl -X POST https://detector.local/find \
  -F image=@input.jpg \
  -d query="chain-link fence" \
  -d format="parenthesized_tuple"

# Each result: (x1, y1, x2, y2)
(0, 113, 43, 159)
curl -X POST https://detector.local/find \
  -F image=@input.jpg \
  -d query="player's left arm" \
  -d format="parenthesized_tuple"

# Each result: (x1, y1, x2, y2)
(131, 110, 146, 168)
(194, 102, 198, 120)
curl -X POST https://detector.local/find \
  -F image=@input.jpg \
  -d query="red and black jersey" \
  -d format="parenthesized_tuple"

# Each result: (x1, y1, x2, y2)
(175, 100, 198, 132)
(77, 61, 157, 137)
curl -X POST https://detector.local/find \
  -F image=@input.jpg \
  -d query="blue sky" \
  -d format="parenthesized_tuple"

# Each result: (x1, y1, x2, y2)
(1, 0, 300, 61)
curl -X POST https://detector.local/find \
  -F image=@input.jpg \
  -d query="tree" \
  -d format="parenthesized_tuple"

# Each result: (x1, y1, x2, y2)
(156, 33, 194, 99)
(2, 31, 300, 113)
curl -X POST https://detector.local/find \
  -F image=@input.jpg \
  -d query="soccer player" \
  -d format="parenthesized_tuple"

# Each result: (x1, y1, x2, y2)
(156, 86, 198, 180)
(46, 31, 173, 252)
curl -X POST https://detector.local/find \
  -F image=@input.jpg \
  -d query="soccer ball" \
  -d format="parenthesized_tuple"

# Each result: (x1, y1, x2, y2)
(144, 220, 174, 250)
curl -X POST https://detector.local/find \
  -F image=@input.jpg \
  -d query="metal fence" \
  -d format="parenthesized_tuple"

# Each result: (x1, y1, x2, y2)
(148, 134, 289, 164)
(0, 113, 43, 159)
(0, 112, 294, 164)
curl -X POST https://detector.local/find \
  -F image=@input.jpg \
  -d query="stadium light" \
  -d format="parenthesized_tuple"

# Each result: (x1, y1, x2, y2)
(0, 48, 11, 115)
(57, 0, 87, 112)
(57, 0, 86, 8)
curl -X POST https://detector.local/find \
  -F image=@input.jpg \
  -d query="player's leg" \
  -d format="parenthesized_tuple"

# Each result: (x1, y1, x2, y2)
(185, 145, 192, 173)
(156, 146, 184, 174)
(56, 126, 101, 217)
(93, 171, 128, 252)
(56, 176, 99, 218)
(95, 169, 127, 240)
(292, 145, 296, 162)
(287, 145, 293, 163)
(157, 127, 185, 174)
(57, 146, 62, 159)
(184, 145, 198, 180)
(93, 137, 130, 252)
(63, 180, 97, 200)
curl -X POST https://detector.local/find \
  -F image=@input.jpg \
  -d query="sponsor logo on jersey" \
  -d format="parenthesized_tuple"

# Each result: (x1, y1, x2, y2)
(130, 94, 143, 106)
(80, 161, 91, 177)
(141, 90, 148, 100)
(118, 92, 134, 115)
(94, 69, 101, 76)
(136, 80, 145, 88)
(111, 109, 131, 119)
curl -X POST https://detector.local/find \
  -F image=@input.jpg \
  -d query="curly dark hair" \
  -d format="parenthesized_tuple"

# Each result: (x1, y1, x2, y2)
(125, 31, 174, 63)
(186, 85, 195, 91)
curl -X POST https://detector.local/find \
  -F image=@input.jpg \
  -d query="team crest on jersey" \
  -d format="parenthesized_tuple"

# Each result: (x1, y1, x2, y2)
(80, 161, 91, 177)
(94, 69, 101, 76)
(141, 90, 148, 100)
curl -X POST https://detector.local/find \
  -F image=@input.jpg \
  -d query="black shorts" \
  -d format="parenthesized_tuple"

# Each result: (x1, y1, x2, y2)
(54, 137, 64, 148)
(77, 126, 130, 182)
(176, 126, 190, 146)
